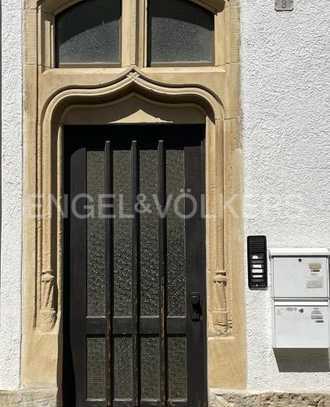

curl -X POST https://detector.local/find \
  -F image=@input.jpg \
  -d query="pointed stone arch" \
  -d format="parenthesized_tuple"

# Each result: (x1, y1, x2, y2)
(38, 66, 225, 331)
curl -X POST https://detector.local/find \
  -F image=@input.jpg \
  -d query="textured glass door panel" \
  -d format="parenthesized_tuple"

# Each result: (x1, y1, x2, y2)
(87, 151, 105, 317)
(168, 337, 187, 400)
(166, 150, 186, 316)
(56, 0, 121, 65)
(113, 150, 133, 317)
(140, 149, 159, 316)
(113, 337, 133, 399)
(140, 337, 160, 400)
(87, 337, 106, 400)
(148, 0, 214, 65)
(66, 125, 206, 407)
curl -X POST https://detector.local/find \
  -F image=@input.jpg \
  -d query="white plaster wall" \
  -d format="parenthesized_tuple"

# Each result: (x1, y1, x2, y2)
(241, 0, 330, 392)
(0, 0, 22, 390)
(0, 0, 329, 395)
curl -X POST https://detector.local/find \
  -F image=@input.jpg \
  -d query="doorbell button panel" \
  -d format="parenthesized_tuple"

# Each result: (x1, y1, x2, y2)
(247, 236, 268, 290)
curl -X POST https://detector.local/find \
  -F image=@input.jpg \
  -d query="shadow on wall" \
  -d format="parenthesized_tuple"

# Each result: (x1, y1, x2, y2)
(274, 349, 330, 372)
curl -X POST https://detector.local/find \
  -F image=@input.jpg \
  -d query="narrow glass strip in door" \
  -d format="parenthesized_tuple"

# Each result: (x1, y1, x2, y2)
(87, 151, 105, 317)
(140, 149, 160, 316)
(166, 149, 186, 316)
(113, 150, 133, 317)
(113, 336, 134, 400)
(168, 336, 187, 400)
(140, 336, 161, 400)
(87, 337, 106, 400)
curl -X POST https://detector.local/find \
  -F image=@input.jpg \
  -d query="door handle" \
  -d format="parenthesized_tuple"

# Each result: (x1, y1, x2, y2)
(191, 293, 202, 321)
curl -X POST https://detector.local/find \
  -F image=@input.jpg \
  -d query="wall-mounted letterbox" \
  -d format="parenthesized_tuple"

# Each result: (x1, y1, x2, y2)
(270, 248, 330, 349)
(273, 255, 329, 299)
(273, 302, 329, 348)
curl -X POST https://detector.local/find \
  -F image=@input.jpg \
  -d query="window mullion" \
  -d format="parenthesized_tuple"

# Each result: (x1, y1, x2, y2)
(137, 0, 148, 67)
(121, 0, 138, 66)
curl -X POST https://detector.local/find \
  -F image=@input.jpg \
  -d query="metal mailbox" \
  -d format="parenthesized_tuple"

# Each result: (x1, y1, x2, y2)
(270, 249, 330, 349)
(273, 302, 329, 349)
(273, 256, 329, 299)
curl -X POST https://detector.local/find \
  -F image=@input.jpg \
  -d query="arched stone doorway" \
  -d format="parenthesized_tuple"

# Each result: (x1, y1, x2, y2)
(22, 0, 245, 403)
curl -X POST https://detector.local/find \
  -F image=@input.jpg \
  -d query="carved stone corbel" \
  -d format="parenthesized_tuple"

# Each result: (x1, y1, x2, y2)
(39, 269, 57, 332)
(213, 270, 232, 335)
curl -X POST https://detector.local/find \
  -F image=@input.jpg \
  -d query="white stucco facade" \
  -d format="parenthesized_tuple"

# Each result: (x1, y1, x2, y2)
(0, 0, 330, 396)
(1, 0, 23, 390)
(241, 0, 330, 392)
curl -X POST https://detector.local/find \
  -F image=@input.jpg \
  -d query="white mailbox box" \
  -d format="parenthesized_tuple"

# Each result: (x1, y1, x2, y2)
(272, 254, 329, 299)
(273, 302, 329, 348)
(270, 248, 330, 349)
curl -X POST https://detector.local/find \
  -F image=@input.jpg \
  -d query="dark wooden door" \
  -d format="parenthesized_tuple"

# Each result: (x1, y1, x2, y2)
(63, 124, 207, 407)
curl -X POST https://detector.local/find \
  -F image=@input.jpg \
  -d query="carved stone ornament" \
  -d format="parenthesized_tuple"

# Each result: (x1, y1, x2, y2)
(39, 269, 57, 332)
(213, 270, 232, 335)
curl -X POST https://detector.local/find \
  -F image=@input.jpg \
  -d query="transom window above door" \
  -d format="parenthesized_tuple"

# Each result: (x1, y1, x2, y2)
(55, 0, 216, 67)
(55, 0, 122, 66)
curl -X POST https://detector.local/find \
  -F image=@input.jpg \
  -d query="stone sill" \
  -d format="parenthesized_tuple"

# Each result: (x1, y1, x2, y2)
(210, 390, 330, 407)
(1, 389, 330, 406)
(0, 388, 57, 407)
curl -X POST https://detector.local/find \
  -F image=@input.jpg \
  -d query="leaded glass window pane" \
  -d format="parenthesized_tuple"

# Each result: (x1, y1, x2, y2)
(56, 0, 121, 66)
(148, 0, 214, 65)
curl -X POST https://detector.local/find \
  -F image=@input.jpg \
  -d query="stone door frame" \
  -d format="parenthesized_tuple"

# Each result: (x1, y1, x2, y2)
(22, 0, 245, 402)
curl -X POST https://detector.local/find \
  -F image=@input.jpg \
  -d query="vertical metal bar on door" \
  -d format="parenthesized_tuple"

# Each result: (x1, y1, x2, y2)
(131, 140, 140, 405)
(158, 139, 168, 405)
(105, 140, 113, 406)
